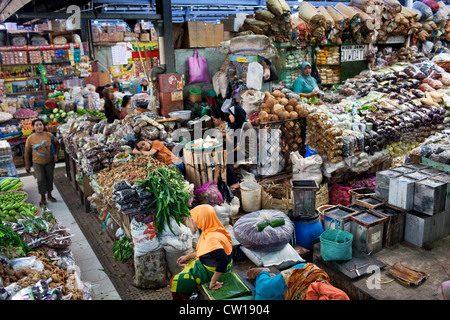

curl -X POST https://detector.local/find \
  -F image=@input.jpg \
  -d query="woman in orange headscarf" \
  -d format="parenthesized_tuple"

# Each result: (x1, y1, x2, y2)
(170, 204, 233, 300)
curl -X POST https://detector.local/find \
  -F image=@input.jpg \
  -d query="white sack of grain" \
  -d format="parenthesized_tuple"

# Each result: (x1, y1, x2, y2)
(298, 2, 321, 23)
(229, 35, 276, 58)
(318, 6, 336, 29)
(326, 6, 346, 28)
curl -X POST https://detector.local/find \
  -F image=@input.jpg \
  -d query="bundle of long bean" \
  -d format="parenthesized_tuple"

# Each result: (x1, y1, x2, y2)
(136, 165, 194, 235)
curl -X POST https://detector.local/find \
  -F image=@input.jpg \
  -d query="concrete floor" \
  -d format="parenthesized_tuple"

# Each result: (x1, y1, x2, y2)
(18, 164, 121, 300)
(313, 235, 450, 300)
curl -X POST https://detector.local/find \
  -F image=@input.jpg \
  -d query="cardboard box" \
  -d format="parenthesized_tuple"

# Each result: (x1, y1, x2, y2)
(98, 71, 112, 87)
(51, 20, 66, 32)
(184, 21, 224, 48)
(99, 33, 109, 42)
(92, 32, 100, 42)
(220, 13, 246, 32)
(150, 27, 158, 41)
(116, 24, 126, 32)
(109, 32, 124, 42)
(140, 33, 150, 42)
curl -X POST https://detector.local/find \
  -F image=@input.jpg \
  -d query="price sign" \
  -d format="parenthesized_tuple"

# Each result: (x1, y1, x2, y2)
(340, 45, 367, 62)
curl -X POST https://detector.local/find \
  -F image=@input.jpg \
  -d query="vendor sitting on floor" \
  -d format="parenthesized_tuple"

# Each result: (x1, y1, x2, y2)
(132, 138, 185, 175)
(170, 204, 233, 300)
(246, 263, 349, 300)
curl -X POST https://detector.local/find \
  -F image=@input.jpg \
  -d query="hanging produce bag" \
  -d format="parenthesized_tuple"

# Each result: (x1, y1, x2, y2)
(246, 61, 263, 90)
(188, 48, 210, 84)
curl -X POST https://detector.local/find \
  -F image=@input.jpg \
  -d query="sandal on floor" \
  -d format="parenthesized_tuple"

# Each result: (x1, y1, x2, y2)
(39, 201, 47, 207)
(47, 197, 57, 202)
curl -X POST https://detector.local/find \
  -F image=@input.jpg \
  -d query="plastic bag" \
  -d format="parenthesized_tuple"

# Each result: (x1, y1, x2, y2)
(246, 61, 263, 90)
(240, 243, 305, 269)
(218, 175, 234, 202)
(130, 218, 160, 257)
(329, 183, 352, 206)
(233, 210, 294, 251)
(188, 48, 210, 84)
(194, 181, 224, 206)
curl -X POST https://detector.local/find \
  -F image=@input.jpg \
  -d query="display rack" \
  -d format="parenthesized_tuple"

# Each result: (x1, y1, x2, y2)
(0, 42, 84, 99)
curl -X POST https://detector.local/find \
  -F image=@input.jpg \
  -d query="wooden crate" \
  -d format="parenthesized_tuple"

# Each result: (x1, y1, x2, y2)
(183, 146, 227, 189)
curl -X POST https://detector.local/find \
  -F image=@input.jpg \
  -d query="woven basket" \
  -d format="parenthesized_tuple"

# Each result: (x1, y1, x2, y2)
(315, 183, 329, 209)
(320, 228, 353, 261)
(47, 124, 58, 133)
(436, 61, 450, 72)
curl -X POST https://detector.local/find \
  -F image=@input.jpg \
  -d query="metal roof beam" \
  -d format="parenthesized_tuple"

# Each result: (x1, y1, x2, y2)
(14, 11, 161, 21)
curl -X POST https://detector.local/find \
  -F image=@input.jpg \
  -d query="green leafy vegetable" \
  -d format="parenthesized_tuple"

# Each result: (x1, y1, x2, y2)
(136, 165, 194, 235)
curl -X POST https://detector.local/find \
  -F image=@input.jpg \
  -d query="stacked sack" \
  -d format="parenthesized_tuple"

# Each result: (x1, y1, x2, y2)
(241, 0, 293, 43)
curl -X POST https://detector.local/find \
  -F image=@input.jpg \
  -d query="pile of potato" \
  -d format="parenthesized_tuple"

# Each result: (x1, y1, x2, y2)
(255, 90, 309, 125)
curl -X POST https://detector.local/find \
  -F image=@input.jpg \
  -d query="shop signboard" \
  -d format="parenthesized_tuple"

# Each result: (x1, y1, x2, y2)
(341, 45, 367, 62)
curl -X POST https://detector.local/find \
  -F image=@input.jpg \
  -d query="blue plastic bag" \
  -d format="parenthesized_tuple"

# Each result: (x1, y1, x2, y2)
(304, 145, 317, 158)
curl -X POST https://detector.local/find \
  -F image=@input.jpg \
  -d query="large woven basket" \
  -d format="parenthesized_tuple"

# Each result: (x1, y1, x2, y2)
(436, 61, 450, 72)
(320, 228, 353, 262)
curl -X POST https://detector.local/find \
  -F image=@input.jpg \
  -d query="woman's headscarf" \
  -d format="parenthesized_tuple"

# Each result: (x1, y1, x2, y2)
(228, 105, 247, 131)
(300, 62, 319, 92)
(190, 204, 232, 257)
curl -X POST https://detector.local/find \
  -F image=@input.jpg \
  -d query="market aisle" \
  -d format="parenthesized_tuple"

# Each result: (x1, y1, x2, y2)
(18, 166, 122, 300)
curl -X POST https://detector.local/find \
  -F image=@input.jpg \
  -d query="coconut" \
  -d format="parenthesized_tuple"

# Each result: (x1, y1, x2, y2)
(279, 110, 289, 120)
(279, 97, 289, 106)
(285, 105, 294, 112)
(272, 89, 282, 97)
(288, 98, 298, 106)
(265, 97, 276, 108)
(289, 111, 299, 119)
(273, 104, 284, 115)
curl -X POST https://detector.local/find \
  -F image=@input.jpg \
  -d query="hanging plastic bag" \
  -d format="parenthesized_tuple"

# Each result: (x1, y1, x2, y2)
(188, 48, 210, 84)
(218, 175, 234, 202)
(246, 61, 263, 90)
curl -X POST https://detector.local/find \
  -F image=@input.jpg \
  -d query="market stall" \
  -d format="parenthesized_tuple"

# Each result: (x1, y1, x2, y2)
(1, 0, 450, 301)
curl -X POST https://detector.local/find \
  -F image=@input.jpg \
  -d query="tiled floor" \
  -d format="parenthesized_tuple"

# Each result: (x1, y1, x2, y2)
(18, 164, 121, 300)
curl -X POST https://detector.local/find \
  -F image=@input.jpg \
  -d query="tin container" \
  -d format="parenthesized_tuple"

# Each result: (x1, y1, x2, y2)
(391, 166, 417, 175)
(388, 176, 421, 211)
(376, 169, 403, 200)
(371, 204, 406, 247)
(430, 174, 450, 211)
(349, 187, 376, 205)
(350, 211, 388, 254)
(420, 168, 445, 177)
(323, 205, 358, 232)
(355, 194, 385, 210)
(290, 180, 320, 217)
(404, 210, 448, 247)
(413, 178, 447, 216)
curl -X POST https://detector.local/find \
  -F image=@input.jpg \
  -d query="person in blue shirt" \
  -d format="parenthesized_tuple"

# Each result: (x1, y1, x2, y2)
(292, 62, 320, 104)
(136, 78, 150, 95)
(246, 262, 349, 300)
(247, 263, 306, 300)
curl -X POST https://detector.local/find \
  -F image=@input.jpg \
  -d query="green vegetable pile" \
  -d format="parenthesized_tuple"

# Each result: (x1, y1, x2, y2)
(0, 191, 27, 205)
(76, 108, 107, 120)
(136, 165, 194, 235)
(0, 202, 38, 222)
(0, 224, 30, 258)
(0, 177, 23, 192)
(112, 236, 133, 263)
